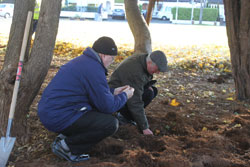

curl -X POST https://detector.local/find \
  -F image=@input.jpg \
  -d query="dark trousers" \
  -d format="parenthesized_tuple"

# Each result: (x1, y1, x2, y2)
(120, 86, 158, 121)
(32, 19, 38, 35)
(60, 111, 118, 155)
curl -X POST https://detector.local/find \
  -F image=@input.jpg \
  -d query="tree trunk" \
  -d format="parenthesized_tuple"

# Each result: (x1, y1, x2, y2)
(224, 0, 250, 100)
(145, 0, 156, 25)
(0, 0, 61, 143)
(124, 0, 152, 54)
(0, 0, 35, 141)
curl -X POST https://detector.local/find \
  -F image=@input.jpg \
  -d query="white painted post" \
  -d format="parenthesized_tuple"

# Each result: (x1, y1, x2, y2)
(191, 0, 194, 24)
(175, 0, 179, 22)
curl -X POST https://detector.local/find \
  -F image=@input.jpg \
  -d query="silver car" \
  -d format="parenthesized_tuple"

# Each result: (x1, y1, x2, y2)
(112, 8, 125, 20)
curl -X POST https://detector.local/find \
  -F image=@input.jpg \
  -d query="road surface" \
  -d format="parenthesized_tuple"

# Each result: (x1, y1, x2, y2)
(0, 17, 228, 47)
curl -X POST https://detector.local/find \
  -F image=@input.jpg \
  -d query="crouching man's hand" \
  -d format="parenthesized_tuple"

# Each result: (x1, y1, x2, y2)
(142, 128, 154, 135)
(123, 87, 134, 99)
(114, 85, 130, 95)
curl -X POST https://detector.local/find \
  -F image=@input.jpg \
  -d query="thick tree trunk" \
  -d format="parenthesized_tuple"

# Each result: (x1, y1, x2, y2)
(0, 0, 35, 141)
(224, 0, 250, 100)
(0, 0, 61, 143)
(124, 0, 152, 54)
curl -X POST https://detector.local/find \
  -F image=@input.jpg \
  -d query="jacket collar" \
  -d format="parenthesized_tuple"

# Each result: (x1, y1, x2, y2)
(83, 47, 108, 75)
(139, 53, 152, 77)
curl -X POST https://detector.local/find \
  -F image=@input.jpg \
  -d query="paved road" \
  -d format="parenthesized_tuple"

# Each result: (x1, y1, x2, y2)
(0, 17, 228, 47)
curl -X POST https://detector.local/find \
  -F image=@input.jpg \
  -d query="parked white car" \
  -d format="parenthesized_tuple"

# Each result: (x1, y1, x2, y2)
(152, 6, 173, 21)
(0, 3, 14, 18)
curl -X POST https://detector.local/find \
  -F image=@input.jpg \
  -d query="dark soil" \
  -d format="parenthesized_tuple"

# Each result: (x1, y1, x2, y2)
(2, 56, 250, 167)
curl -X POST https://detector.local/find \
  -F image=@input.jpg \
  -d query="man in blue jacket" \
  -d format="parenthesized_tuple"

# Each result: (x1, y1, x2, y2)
(38, 36, 134, 162)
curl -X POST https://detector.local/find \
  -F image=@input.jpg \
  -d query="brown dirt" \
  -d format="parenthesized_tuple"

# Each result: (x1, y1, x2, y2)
(2, 56, 250, 167)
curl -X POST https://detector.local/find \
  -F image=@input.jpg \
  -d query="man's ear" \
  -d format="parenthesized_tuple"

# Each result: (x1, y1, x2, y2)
(146, 60, 151, 67)
(99, 53, 104, 59)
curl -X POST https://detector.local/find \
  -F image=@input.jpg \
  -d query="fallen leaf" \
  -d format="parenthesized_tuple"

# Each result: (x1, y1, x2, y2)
(226, 97, 234, 101)
(202, 127, 207, 131)
(170, 99, 180, 107)
(208, 102, 214, 105)
(155, 129, 161, 135)
(233, 124, 242, 128)
(223, 120, 231, 124)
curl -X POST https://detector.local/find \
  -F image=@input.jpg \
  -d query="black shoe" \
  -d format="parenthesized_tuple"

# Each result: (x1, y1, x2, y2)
(116, 113, 137, 126)
(51, 139, 90, 162)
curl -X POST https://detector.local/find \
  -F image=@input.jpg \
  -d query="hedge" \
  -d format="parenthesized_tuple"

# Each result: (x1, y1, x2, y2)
(115, 0, 124, 3)
(172, 7, 218, 21)
(61, 5, 77, 12)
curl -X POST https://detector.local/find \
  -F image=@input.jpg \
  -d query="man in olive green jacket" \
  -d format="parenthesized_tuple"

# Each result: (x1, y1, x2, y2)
(109, 50, 168, 135)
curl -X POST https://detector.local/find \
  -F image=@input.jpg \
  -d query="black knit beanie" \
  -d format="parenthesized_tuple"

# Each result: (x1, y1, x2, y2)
(92, 36, 118, 56)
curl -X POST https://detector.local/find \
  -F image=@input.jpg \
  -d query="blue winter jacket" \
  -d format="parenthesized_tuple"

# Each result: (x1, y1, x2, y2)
(38, 47, 127, 132)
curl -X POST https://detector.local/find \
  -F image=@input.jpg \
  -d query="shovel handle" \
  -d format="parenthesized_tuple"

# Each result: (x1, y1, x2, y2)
(8, 11, 32, 120)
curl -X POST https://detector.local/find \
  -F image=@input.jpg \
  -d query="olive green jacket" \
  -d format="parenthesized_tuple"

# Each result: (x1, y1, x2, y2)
(109, 53, 153, 130)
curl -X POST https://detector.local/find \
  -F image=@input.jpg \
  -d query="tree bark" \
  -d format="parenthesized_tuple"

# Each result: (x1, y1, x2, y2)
(224, 0, 250, 100)
(0, 0, 61, 143)
(146, 0, 156, 25)
(0, 0, 35, 140)
(124, 0, 152, 54)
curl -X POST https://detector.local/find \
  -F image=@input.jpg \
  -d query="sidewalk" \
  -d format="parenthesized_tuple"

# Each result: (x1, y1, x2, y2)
(172, 20, 225, 26)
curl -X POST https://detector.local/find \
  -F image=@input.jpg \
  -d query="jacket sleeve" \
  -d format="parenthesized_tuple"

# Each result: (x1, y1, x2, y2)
(83, 66, 127, 114)
(120, 73, 149, 130)
(110, 87, 115, 94)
